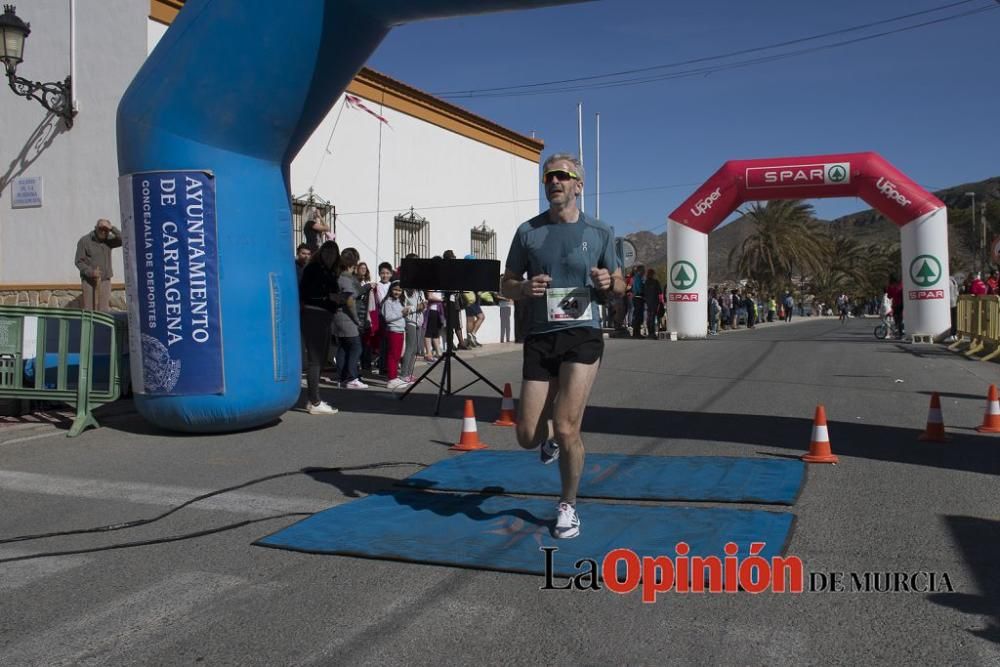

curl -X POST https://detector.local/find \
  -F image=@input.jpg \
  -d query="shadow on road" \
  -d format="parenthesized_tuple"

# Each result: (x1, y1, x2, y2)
(297, 389, 1000, 476)
(303, 467, 417, 499)
(577, 406, 1000, 476)
(299, 473, 548, 527)
(102, 384, 1000, 476)
(929, 515, 1000, 644)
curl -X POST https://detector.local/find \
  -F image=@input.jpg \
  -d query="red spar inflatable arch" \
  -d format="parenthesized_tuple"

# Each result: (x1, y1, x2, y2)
(664, 152, 950, 340)
(669, 152, 943, 233)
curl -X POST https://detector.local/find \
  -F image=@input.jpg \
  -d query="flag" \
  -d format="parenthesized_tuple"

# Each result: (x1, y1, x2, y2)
(345, 94, 390, 127)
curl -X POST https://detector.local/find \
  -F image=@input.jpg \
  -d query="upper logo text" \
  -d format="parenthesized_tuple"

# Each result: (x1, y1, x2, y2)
(690, 187, 722, 217)
(875, 177, 912, 207)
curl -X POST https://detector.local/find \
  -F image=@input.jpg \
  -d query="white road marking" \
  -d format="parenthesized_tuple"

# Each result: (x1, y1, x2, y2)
(0, 430, 66, 446)
(0, 469, 332, 517)
(0, 572, 246, 666)
(0, 547, 90, 591)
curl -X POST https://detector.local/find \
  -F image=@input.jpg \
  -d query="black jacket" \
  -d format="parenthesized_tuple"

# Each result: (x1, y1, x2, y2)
(299, 261, 347, 313)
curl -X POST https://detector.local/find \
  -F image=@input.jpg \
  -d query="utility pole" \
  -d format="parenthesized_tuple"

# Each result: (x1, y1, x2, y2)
(982, 202, 990, 270)
(595, 112, 601, 219)
(966, 191, 977, 273)
(577, 102, 584, 213)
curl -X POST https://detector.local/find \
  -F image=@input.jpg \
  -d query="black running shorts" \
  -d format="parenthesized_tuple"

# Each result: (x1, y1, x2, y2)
(522, 327, 604, 380)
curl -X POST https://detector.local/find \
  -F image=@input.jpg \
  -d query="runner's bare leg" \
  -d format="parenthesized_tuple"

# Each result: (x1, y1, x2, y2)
(553, 360, 600, 503)
(516, 379, 557, 448)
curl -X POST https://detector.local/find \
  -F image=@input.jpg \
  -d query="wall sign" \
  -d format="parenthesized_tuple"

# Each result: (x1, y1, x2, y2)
(11, 176, 43, 208)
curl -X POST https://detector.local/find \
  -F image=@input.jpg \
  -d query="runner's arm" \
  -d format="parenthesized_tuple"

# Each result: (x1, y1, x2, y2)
(608, 269, 626, 296)
(502, 270, 550, 300)
(595, 232, 625, 296)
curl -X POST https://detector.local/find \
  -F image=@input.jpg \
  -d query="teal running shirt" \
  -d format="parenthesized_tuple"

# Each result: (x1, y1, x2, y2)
(505, 211, 618, 335)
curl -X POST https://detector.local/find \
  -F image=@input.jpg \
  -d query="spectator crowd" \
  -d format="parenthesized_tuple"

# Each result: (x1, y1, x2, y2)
(294, 240, 512, 415)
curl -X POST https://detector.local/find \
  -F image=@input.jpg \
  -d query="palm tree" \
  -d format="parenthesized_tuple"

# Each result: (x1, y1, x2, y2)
(809, 239, 900, 306)
(829, 233, 870, 290)
(807, 266, 852, 307)
(859, 242, 901, 296)
(728, 199, 830, 294)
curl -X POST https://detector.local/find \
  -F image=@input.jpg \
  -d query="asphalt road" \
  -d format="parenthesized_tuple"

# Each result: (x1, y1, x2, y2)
(1, 316, 998, 666)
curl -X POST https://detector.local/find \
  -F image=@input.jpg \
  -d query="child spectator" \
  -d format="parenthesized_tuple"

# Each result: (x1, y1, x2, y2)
(370, 262, 394, 374)
(381, 281, 411, 390)
(356, 262, 372, 288)
(401, 287, 426, 383)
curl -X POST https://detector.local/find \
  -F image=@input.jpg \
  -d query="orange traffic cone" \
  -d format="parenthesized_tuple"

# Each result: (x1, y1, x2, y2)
(976, 384, 1000, 433)
(494, 383, 517, 426)
(918, 392, 950, 442)
(451, 399, 488, 451)
(802, 404, 839, 464)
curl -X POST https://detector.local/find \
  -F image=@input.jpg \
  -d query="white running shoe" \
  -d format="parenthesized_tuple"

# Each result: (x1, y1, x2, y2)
(344, 378, 369, 389)
(554, 502, 580, 539)
(386, 378, 411, 390)
(307, 401, 338, 415)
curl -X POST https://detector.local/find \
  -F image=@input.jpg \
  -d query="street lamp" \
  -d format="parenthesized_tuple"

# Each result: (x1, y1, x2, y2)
(982, 202, 991, 271)
(0, 4, 75, 128)
(966, 191, 976, 273)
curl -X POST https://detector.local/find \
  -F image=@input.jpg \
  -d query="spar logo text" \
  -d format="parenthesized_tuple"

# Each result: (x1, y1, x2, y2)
(746, 162, 850, 189)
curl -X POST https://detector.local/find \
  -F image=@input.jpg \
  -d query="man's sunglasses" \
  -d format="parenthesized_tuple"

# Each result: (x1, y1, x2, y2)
(542, 169, 579, 183)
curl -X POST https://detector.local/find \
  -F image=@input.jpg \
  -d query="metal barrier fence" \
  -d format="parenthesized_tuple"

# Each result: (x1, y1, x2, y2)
(0, 306, 125, 436)
(951, 295, 1000, 362)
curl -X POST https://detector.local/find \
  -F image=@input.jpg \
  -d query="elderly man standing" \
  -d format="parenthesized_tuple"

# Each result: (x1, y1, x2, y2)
(75, 218, 122, 312)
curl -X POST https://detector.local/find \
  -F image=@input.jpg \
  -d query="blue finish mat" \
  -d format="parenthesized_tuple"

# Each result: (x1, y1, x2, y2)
(397, 452, 806, 505)
(256, 491, 796, 579)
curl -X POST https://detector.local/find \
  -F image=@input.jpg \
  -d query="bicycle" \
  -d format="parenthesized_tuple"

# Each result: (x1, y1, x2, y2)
(873, 313, 899, 340)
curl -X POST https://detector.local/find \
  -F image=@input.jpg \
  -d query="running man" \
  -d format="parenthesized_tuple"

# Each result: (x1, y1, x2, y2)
(502, 153, 624, 539)
(837, 293, 849, 324)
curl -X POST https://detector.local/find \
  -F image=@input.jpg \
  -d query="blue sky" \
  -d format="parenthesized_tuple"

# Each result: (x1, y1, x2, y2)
(366, 0, 1000, 237)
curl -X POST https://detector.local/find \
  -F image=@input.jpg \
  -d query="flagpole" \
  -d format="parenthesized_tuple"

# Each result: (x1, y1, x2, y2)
(311, 97, 348, 189)
(345, 93, 392, 262)
(595, 112, 601, 220)
(577, 102, 584, 213)
(375, 103, 384, 263)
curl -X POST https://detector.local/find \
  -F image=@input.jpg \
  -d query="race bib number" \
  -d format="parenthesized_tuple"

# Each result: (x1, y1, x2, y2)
(546, 287, 594, 322)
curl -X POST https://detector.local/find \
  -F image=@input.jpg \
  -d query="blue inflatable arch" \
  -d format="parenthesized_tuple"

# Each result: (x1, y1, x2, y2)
(117, 0, 584, 432)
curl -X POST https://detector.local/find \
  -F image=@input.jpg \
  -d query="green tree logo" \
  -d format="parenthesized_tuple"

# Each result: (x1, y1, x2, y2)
(909, 255, 942, 288)
(827, 165, 847, 183)
(670, 261, 698, 290)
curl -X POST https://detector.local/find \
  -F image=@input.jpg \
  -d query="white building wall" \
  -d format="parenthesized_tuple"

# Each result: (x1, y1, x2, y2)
(0, 0, 148, 284)
(2, 6, 540, 346)
(291, 98, 539, 268)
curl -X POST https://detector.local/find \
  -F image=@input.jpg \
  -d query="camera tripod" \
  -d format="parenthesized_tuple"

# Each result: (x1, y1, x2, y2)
(398, 292, 503, 415)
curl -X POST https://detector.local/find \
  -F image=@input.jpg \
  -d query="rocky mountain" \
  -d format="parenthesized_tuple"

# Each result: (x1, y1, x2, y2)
(628, 176, 1000, 281)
